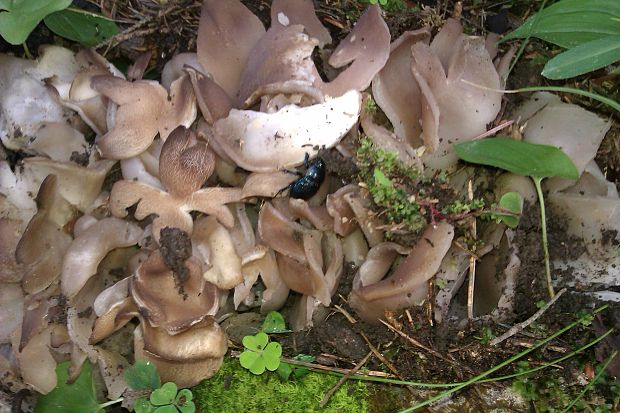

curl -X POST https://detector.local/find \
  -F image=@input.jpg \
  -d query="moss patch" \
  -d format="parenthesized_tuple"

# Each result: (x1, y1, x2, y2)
(192, 357, 369, 413)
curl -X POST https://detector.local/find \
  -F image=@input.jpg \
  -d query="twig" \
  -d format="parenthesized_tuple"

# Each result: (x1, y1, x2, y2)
(490, 288, 566, 346)
(379, 319, 472, 374)
(334, 304, 357, 324)
(360, 332, 417, 396)
(320, 351, 372, 407)
(467, 179, 477, 321)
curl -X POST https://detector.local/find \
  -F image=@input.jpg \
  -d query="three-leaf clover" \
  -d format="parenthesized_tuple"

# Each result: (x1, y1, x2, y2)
(125, 361, 194, 413)
(239, 332, 282, 375)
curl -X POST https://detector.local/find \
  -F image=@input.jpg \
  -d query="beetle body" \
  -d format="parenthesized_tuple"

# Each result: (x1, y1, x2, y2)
(289, 157, 326, 199)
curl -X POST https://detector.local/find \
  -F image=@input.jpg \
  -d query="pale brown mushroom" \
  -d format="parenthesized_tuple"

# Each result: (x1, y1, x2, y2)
(371, 29, 430, 149)
(131, 250, 219, 334)
(109, 127, 242, 242)
(236, 24, 320, 106)
(61, 216, 143, 300)
(134, 319, 228, 388)
(212, 89, 361, 172)
(16, 175, 73, 294)
(92, 75, 196, 159)
(321, 5, 390, 97)
(192, 216, 244, 290)
(349, 222, 454, 323)
(271, 0, 331, 48)
(197, 0, 265, 100)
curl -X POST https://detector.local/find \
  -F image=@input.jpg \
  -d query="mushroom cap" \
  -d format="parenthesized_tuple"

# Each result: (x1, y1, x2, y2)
(212, 89, 361, 172)
(270, 0, 332, 48)
(61, 217, 143, 300)
(371, 29, 430, 149)
(159, 126, 216, 198)
(92, 75, 196, 159)
(192, 215, 244, 290)
(134, 320, 227, 387)
(197, 0, 265, 99)
(236, 24, 320, 106)
(131, 250, 219, 334)
(321, 5, 390, 97)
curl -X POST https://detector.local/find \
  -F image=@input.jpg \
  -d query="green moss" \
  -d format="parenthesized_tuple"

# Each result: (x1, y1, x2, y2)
(356, 136, 486, 238)
(192, 357, 369, 413)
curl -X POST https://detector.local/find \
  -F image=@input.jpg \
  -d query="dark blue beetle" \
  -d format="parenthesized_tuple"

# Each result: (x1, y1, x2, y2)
(280, 153, 326, 200)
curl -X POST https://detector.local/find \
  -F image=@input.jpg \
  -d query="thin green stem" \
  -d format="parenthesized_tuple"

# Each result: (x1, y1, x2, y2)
(506, 0, 548, 78)
(532, 177, 554, 298)
(22, 42, 33, 60)
(514, 86, 620, 113)
(316, 328, 612, 388)
(397, 305, 607, 413)
(561, 350, 618, 413)
(460, 81, 620, 113)
(98, 398, 123, 409)
(478, 328, 613, 384)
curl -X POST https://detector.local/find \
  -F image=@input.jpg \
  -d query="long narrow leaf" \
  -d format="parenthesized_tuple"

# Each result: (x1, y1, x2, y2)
(454, 137, 579, 180)
(502, 0, 620, 49)
(542, 35, 620, 79)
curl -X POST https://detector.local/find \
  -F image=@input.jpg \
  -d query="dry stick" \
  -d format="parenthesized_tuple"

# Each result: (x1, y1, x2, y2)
(379, 319, 474, 375)
(320, 351, 372, 407)
(360, 332, 417, 396)
(467, 179, 477, 321)
(490, 288, 566, 346)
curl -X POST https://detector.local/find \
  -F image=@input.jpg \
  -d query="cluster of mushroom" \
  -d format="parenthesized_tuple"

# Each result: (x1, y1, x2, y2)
(0, 0, 398, 401)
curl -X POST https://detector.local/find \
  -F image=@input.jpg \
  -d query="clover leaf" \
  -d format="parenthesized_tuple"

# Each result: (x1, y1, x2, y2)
(240, 332, 283, 375)
(151, 382, 177, 406)
(0, 0, 72, 45)
(129, 381, 195, 413)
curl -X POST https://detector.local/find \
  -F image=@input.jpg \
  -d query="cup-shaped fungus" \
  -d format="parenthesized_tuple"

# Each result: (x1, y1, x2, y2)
(195, 0, 391, 171)
(134, 319, 227, 388)
(349, 222, 454, 323)
(109, 126, 242, 242)
(131, 251, 219, 334)
(92, 73, 196, 159)
(371, 18, 504, 173)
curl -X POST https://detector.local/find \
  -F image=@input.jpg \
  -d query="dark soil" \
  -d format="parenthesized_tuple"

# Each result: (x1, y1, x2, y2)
(159, 227, 193, 292)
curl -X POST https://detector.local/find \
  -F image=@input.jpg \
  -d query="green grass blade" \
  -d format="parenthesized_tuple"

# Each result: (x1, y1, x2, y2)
(398, 306, 608, 413)
(513, 86, 620, 112)
(454, 138, 579, 180)
(542, 35, 620, 79)
(502, 0, 620, 48)
(561, 350, 618, 412)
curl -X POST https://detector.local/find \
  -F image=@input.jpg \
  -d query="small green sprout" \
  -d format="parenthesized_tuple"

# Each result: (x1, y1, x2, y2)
(481, 192, 524, 229)
(262, 310, 290, 334)
(143, 382, 194, 413)
(365, 0, 406, 12)
(455, 137, 579, 299)
(240, 332, 283, 375)
(275, 354, 316, 381)
(475, 326, 496, 345)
